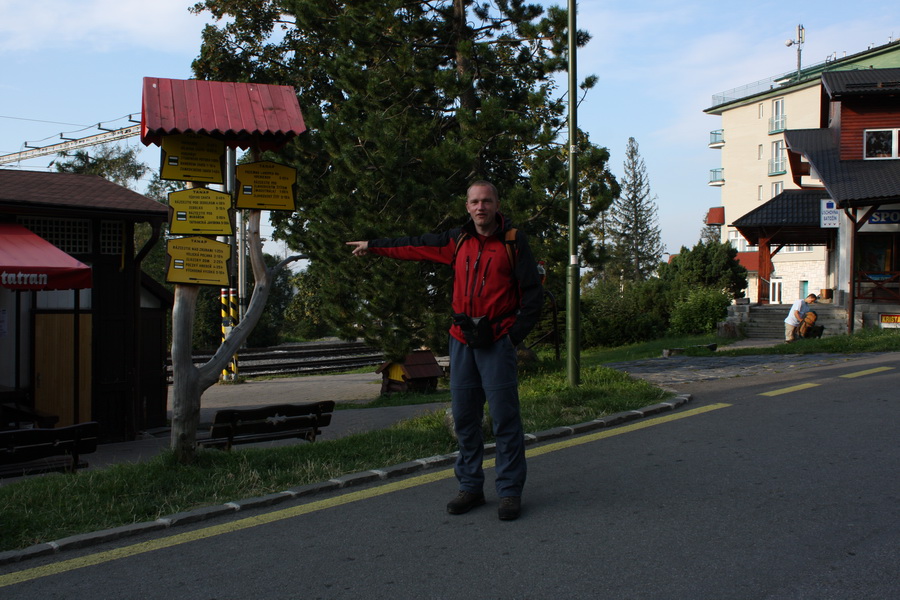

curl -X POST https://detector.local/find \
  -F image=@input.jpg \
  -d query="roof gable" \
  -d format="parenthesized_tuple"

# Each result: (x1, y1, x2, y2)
(0, 170, 167, 220)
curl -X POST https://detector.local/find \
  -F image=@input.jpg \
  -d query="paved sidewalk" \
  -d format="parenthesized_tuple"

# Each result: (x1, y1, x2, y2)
(83, 372, 448, 470)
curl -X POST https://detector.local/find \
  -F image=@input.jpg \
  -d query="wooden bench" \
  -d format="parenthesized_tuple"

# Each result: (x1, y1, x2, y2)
(198, 401, 335, 451)
(0, 422, 100, 478)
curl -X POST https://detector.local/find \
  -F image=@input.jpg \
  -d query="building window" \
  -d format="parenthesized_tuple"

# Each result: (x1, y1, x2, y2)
(728, 229, 758, 252)
(783, 244, 813, 253)
(772, 181, 783, 198)
(769, 140, 786, 175)
(758, 185, 763, 202)
(100, 221, 124, 255)
(758, 144, 764, 160)
(769, 98, 786, 132)
(758, 103, 764, 119)
(17, 217, 91, 255)
(864, 129, 899, 159)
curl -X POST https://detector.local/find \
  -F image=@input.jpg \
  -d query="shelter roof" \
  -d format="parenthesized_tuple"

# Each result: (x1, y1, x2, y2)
(0, 170, 167, 221)
(732, 189, 833, 246)
(141, 77, 306, 151)
(785, 129, 900, 207)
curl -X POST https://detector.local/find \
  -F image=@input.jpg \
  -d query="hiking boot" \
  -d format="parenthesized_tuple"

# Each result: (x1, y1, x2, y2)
(446, 491, 486, 515)
(498, 496, 521, 521)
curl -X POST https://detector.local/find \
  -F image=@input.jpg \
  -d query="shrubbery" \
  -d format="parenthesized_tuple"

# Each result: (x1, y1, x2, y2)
(668, 286, 731, 335)
(581, 279, 670, 347)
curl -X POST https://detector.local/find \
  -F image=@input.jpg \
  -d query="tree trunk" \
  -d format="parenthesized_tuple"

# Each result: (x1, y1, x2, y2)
(168, 210, 300, 463)
(170, 284, 202, 463)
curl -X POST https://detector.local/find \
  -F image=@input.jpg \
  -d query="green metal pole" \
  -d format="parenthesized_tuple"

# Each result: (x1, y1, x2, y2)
(566, 0, 580, 387)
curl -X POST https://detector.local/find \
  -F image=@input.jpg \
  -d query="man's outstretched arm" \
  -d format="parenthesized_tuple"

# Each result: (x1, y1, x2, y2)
(346, 241, 370, 256)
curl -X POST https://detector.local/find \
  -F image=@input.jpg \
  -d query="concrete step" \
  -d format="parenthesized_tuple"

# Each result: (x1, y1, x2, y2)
(743, 304, 847, 338)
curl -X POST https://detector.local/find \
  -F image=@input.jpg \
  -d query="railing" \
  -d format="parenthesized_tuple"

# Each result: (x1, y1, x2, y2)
(768, 157, 787, 175)
(855, 271, 900, 302)
(768, 114, 787, 133)
(709, 129, 725, 147)
(709, 168, 725, 185)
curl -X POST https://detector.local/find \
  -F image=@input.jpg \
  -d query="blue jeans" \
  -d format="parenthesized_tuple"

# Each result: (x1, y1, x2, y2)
(449, 335, 526, 497)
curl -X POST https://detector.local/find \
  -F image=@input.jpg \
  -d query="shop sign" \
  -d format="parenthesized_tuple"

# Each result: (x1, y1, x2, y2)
(820, 199, 840, 228)
(879, 314, 900, 328)
(868, 210, 900, 225)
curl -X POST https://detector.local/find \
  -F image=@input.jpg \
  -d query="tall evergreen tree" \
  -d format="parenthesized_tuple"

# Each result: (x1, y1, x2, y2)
(190, 0, 618, 359)
(605, 137, 664, 281)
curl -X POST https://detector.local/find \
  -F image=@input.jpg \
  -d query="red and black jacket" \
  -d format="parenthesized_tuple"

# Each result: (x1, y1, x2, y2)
(367, 213, 543, 346)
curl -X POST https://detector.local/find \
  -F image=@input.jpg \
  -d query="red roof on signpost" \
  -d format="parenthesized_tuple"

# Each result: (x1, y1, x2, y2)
(0, 223, 92, 290)
(140, 77, 306, 151)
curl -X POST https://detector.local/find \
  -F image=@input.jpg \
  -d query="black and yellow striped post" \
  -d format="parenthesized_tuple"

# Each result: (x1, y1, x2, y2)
(220, 288, 233, 380)
(229, 287, 239, 377)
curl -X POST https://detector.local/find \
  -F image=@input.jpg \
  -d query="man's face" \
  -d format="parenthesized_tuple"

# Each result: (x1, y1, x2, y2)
(466, 185, 499, 230)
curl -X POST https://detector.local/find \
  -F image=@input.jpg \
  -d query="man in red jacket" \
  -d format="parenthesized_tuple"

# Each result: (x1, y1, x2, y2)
(347, 181, 542, 520)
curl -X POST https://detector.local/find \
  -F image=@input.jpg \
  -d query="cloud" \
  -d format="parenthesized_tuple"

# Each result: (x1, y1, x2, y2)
(0, 0, 211, 54)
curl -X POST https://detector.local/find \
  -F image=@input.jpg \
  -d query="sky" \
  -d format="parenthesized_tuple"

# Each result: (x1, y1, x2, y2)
(1, 0, 898, 257)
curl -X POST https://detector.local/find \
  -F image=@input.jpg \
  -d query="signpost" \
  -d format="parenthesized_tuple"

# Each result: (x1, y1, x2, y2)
(161, 133, 226, 184)
(235, 161, 297, 210)
(166, 236, 231, 286)
(168, 187, 234, 236)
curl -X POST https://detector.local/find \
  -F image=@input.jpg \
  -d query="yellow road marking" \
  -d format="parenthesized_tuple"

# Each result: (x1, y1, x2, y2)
(0, 403, 731, 588)
(839, 366, 894, 379)
(760, 383, 819, 397)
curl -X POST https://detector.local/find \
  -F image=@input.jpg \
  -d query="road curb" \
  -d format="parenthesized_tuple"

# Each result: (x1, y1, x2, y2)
(0, 394, 691, 566)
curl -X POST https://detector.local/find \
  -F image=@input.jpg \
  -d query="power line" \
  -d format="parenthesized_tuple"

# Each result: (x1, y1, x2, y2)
(0, 114, 142, 165)
(0, 114, 89, 127)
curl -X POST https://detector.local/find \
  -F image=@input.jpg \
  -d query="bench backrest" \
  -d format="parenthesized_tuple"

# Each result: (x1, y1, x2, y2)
(0, 422, 100, 466)
(208, 401, 335, 443)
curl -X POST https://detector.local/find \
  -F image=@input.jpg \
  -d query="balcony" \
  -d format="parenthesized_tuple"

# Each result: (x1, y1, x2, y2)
(769, 114, 787, 134)
(709, 168, 725, 186)
(708, 129, 725, 148)
(768, 157, 787, 176)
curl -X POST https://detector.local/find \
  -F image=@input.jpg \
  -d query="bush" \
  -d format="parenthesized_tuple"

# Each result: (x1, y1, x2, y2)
(581, 279, 669, 348)
(668, 286, 731, 335)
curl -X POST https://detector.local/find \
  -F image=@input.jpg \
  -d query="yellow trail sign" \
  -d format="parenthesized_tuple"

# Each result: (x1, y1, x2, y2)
(236, 161, 297, 210)
(168, 187, 234, 235)
(166, 236, 231, 286)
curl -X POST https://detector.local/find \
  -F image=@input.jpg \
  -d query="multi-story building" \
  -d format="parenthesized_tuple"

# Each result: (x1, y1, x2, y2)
(704, 39, 900, 306)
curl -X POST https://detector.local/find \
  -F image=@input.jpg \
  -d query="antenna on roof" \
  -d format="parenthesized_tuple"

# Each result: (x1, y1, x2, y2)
(785, 24, 805, 77)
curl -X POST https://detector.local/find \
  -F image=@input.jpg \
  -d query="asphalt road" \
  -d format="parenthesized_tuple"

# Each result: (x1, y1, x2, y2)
(1, 353, 897, 599)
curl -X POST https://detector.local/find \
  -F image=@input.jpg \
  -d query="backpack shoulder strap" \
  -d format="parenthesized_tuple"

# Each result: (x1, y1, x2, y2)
(451, 230, 469, 266)
(504, 228, 518, 270)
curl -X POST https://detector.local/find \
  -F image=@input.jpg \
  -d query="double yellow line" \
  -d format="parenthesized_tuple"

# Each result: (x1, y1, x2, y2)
(0, 403, 730, 588)
(760, 366, 894, 397)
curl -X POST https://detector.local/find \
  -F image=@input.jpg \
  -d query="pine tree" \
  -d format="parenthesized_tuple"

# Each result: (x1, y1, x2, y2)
(605, 137, 664, 281)
(190, 0, 619, 359)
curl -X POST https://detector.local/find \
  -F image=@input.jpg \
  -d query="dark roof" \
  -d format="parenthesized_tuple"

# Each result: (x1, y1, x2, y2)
(0, 170, 168, 221)
(822, 68, 900, 97)
(732, 189, 833, 246)
(785, 129, 900, 207)
(141, 77, 306, 151)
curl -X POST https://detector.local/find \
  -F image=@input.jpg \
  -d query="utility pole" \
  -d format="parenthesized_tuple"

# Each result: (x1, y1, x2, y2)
(566, 0, 580, 387)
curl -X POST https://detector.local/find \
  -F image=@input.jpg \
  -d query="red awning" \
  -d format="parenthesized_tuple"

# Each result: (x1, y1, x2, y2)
(141, 77, 306, 151)
(0, 223, 92, 290)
